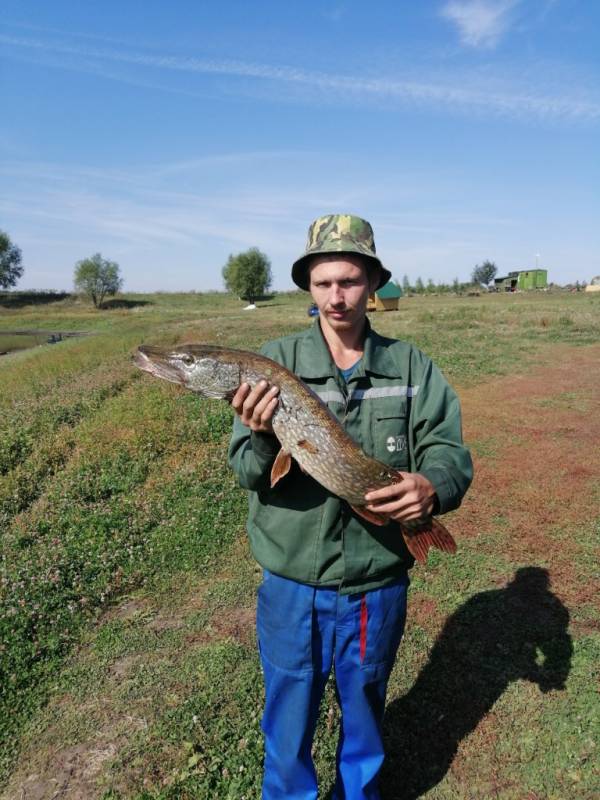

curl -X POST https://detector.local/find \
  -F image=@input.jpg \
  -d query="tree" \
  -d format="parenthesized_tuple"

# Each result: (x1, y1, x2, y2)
(74, 253, 123, 307)
(402, 274, 411, 294)
(472, 260, 497, 287)
(222, 247, 272, 302)
(0, 230, 24, 289)
(414, 277, 425, 294)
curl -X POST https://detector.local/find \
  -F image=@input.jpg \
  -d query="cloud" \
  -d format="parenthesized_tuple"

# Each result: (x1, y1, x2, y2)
(1, 27, 599, 126)
(441, 0, 519, 48)
(3, 150, 591, 290)
(0, 153, 364, 266)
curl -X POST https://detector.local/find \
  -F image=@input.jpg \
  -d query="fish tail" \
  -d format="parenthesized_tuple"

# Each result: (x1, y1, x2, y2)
(402, 517, 457, 564)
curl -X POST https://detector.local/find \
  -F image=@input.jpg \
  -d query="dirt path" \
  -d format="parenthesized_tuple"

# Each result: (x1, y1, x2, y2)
(4, 343, 600, 800)
(380, 343, 600, 799)
(456, 343, 600, 616)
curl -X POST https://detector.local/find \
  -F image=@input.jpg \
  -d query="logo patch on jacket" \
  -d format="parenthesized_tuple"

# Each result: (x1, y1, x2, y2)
(386, 435, 407, 453)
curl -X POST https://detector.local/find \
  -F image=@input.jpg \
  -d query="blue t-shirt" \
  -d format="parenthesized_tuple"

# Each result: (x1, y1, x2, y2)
(339, 359, 361, 383)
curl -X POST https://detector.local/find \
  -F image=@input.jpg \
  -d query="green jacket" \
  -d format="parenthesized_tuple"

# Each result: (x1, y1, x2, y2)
(228, 319, 472, 594)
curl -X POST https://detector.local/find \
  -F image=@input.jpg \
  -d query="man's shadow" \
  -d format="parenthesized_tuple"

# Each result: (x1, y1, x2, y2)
(379, 567, 572, 799)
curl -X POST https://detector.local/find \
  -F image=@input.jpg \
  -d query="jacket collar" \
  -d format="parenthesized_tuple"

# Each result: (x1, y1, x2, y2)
(297, 318, 401, 380)
(296, 319, 337, 379)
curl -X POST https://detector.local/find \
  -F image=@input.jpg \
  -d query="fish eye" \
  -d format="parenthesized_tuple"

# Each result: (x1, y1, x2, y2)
(181, 354, 195, 366)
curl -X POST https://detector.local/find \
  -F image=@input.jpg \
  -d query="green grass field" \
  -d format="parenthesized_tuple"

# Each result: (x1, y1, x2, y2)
(1, 290, 598, 799)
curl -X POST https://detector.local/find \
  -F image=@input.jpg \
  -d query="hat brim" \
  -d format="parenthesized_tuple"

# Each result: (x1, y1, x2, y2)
(292, 251, 392, 292)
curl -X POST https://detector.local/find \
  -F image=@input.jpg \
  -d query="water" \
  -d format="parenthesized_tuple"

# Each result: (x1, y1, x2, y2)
(0, 330, 71, 356)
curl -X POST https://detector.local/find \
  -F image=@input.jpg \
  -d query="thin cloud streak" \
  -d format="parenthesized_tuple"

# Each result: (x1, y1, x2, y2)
(5, 151, 508, 290)
(1, 169, 362, 255)
(0, 151, 316, 185)
(1, 49, 215, 103)
(1, 33, 599, 121)
(2, 154, 523, 292)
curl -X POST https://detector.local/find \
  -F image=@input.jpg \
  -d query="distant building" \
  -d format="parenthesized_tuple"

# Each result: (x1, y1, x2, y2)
(494, 269, 548, 292)
(367, 281, 403, 311)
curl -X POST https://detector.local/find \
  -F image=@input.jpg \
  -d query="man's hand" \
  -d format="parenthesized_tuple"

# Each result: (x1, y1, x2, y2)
(364, 473, 436, 524)
(231, 380, 280, 434)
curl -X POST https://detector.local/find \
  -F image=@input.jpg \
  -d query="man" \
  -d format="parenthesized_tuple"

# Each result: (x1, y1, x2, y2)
(228, 214, 473, 799)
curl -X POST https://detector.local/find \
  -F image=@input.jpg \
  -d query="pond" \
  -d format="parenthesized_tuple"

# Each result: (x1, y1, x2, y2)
(0, 330, 82, 357)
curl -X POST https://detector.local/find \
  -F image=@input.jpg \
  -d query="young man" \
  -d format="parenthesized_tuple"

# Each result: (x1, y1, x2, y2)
(228, 214, 473, 800)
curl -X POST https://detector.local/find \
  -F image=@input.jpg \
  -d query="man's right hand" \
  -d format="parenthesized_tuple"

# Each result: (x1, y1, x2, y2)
(231, 380, 280, 434)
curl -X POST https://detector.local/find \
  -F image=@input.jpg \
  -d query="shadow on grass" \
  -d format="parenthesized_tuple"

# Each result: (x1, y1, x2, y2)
(100, 298, 153, 309)
(0, 291, 70, 308)
(379, 566, 572, 799)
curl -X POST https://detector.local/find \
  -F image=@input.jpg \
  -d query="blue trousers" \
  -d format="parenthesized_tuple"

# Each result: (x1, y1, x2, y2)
(256, 570, 409, 800)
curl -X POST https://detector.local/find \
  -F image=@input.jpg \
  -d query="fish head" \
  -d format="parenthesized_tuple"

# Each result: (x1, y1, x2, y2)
(134, 344, 241, 399)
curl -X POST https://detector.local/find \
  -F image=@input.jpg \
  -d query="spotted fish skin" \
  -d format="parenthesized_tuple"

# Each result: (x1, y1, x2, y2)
(134, 343, 456, 563)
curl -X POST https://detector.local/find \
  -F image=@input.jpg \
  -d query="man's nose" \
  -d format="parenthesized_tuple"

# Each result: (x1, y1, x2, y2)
(330, 285, 344, 304)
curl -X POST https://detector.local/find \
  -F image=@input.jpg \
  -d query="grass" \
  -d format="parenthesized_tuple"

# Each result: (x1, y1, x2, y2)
(0, 288, 599, 798)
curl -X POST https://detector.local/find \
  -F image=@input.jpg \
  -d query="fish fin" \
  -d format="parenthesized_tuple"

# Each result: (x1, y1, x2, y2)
(271, 449, 292, 487)
(297, 439, 319, 454)
(402, 518, 457, 564)
(350, 504, 388, 527)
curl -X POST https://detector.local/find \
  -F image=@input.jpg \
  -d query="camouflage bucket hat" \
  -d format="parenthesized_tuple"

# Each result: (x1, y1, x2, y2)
(292, 214, 392, 291)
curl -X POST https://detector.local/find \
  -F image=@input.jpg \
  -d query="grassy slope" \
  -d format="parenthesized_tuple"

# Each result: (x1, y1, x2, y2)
(0, 290, 599, 798)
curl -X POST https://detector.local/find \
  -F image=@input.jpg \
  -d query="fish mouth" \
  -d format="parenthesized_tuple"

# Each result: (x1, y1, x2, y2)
(134, 345, 185, 385)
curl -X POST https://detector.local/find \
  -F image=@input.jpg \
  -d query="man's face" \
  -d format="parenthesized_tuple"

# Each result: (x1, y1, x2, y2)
(308, 255, 377, 335)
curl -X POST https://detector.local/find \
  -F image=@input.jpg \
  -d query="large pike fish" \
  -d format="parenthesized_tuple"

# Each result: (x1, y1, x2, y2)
(134, 343, 456, 563)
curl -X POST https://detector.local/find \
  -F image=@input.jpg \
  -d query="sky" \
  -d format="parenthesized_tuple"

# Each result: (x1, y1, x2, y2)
(1, 0, 599, 292)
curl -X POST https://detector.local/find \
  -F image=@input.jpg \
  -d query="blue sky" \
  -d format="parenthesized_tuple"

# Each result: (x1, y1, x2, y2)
(1, 1, 599, 291)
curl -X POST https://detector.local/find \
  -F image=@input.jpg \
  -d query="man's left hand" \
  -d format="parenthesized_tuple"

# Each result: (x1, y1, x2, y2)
(364, 473, 437, 523)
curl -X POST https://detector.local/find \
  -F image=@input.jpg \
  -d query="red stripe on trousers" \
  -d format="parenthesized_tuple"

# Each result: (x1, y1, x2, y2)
(360, 594, 368, 663)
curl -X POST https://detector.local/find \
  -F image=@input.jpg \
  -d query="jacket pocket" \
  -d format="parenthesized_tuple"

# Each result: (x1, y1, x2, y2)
(372, 412, 410, 469)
